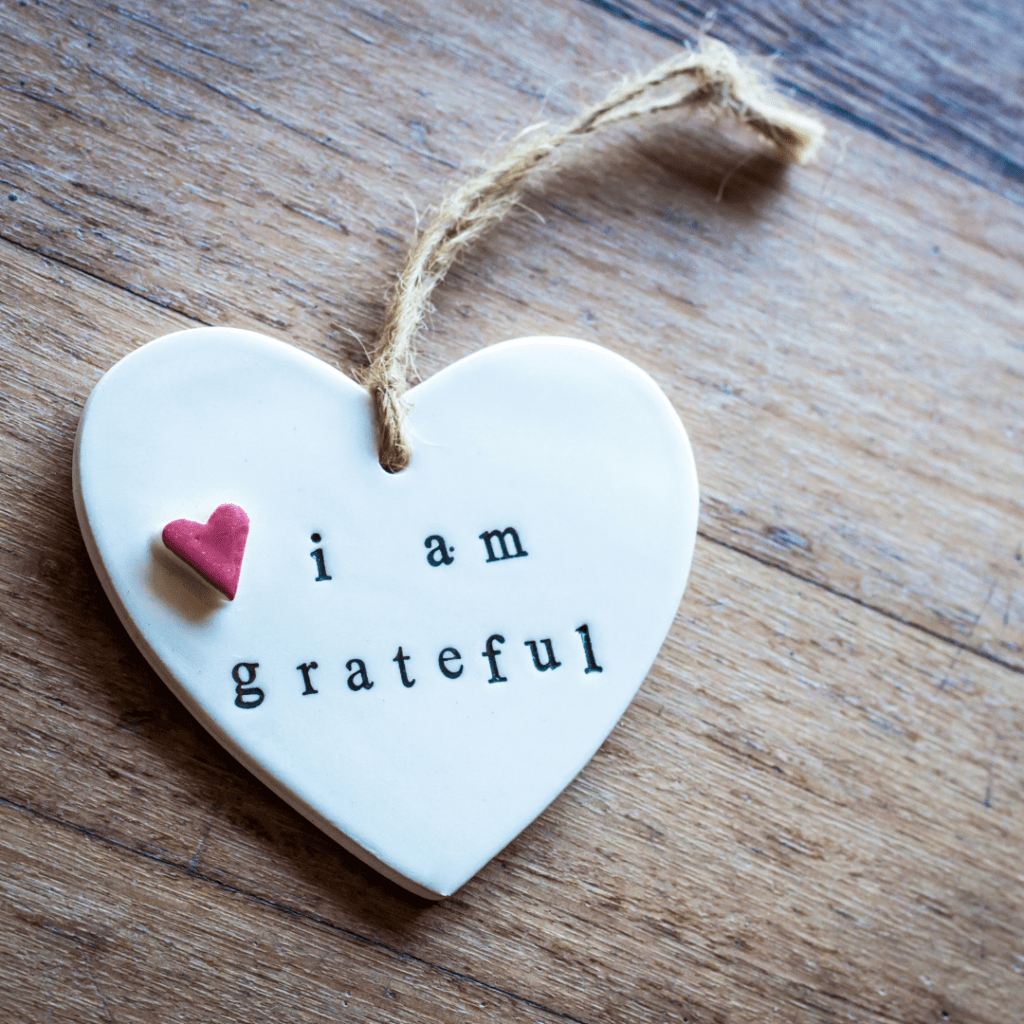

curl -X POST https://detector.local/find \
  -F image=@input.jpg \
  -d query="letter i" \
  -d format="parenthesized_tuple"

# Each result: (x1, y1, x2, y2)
(310, 532, 332, 582)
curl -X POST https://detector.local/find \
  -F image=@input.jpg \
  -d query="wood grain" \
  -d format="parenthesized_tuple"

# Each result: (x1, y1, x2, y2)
(1, 0, 1022, 1021)
(587, 0, 1024, 203)
(1, 800, 576, 1024)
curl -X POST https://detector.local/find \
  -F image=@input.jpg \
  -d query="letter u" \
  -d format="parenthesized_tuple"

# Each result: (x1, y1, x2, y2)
(524, 639, 561, 672)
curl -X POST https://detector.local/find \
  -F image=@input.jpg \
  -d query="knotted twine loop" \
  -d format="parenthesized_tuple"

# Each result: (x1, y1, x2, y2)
(366, 38, 825, 473)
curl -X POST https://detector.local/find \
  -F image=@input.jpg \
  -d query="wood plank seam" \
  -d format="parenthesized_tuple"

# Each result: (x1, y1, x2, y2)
(776, 76, 997, 188)
(0, 793, 596, 1024)
(143, 57, 382, 165)
(700, 530, 1024, 678)
(0, 233, 209, 324)
(579, 0, 1024, 203)
(95, 3, 256, 71)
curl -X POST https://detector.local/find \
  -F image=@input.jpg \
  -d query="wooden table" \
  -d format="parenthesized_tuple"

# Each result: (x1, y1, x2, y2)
(2, 2, 1021, 1020)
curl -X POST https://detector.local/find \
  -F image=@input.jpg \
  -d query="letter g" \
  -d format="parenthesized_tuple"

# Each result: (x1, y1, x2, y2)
(232, 662, 264, 709)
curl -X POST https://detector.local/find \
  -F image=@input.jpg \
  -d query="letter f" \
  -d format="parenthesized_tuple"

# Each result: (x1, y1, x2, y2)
(482, 634, 507, 683)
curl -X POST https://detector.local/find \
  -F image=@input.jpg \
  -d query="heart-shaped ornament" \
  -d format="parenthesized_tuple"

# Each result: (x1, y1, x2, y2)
(74, 328, 698, 897)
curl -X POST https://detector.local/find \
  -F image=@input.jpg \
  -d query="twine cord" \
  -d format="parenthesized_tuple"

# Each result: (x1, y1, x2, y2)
(366, 38, 825, 472)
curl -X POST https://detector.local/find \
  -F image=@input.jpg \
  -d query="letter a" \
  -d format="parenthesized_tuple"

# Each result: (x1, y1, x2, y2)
(424, 534, 455, 566)
(346, 658, 374, 691)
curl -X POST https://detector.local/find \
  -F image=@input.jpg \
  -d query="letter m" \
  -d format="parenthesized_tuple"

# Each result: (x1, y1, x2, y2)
(479, 527, 528, 562)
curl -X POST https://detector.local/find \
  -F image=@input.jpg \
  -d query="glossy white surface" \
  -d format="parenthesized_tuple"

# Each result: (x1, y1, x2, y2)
(74, 328, 699, 897)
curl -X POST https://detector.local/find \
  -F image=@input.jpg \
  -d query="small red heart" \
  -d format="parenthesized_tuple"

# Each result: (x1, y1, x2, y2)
(162, 503, 249, 600)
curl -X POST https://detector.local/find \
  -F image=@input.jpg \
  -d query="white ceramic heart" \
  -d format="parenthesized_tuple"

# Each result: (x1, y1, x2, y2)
(74, 328, 698, 897)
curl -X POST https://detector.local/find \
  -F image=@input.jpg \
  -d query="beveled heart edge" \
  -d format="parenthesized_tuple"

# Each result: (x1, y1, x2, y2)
(73, 329, 698, 899)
